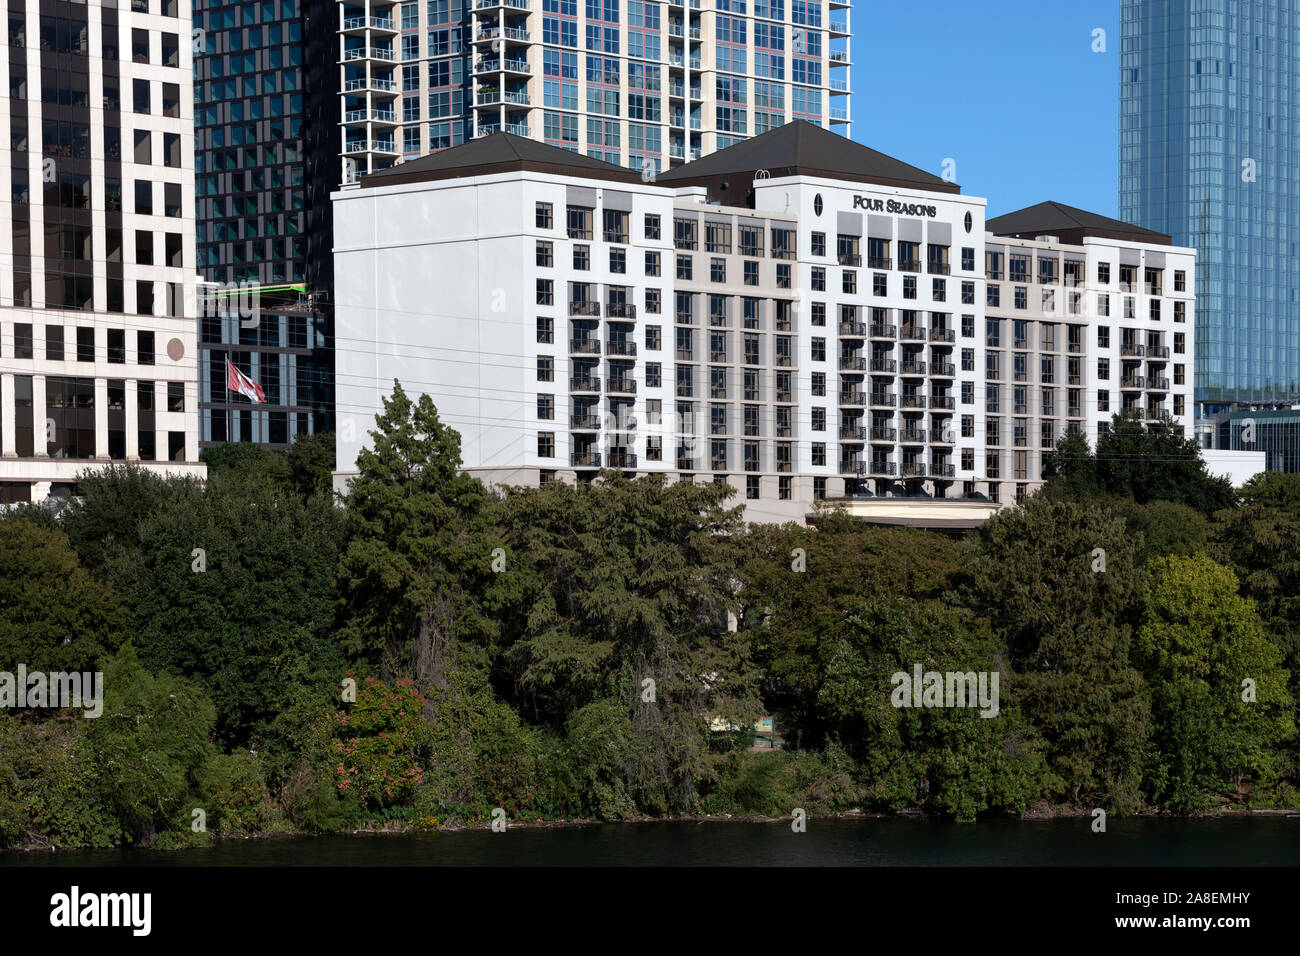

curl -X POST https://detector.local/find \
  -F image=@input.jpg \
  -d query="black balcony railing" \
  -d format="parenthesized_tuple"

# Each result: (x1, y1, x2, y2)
(571, 450, 601, 467)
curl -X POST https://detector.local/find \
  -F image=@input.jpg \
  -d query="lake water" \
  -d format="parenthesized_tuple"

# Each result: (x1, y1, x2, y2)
(6, 816, 1298, 866)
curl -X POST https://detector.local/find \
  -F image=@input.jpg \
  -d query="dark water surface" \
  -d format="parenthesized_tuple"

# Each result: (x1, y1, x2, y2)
(5, 817, 1298, 866)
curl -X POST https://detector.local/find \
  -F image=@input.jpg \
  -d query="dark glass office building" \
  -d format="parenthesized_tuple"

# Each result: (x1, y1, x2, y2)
(192, 0, 335, 446)
(1120, 0, 1300, 415)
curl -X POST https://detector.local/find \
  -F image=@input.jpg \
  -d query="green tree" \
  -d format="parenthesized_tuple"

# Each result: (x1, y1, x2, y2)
(494, 473, 760, 815)
(1095, 412, 1234, 513)
(958, 496, 1151, 810)
(0, 520, 127, 674)
(1136, 555, 1294, 811)
(337, 382, 507, 693)
(88, 644, 217, 845)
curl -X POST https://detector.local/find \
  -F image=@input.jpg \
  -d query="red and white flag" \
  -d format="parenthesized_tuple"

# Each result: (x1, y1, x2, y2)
(226, 357, 266, 404)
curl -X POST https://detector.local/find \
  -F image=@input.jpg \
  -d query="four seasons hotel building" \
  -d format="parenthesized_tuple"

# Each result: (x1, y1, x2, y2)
(332, 121, 1197, 524)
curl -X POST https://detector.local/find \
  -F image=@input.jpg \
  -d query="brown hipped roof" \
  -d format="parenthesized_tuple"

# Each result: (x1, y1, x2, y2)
(656, 119, 960, 193)
(987, 201, 1172, 245)
(358, 132, 645, 187)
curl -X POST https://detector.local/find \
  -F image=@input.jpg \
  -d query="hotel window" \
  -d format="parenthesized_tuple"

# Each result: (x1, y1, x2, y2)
(537, 279, 553, 305)
(811, 372, 825, 397)
(776, 264, 791, 289)
(646, 251, 661, 276)
(962, 348, 974, 371)
(986, 318, 1000, 347)
(677, 255, 693, 280)
(1174, 301, 1185, 323)
(986, 418, 1000, 445)
(778, 475, 792, 500)
(1174, 333, 1185, 354)
(1098, 293, 1110, 317)
(746, 475, 760, 499)
(1040, 356, 1055, 384)
(811, 407, 825, 431)
(744, 261, 759, 286)
(705, 220, 731, 254)
(812, 446, 826, 469)
(961, 247, 975, 272)
(843, 270, 857, 294)
(811, 231, 826, 257)
(903, 276, 916, 300)
(873, 273, 888, 297)
(646, 325, 661, 351)
(1097, 327, 1110, 349)
(1042, 289, 1055, 312)
(1174, 364, 1185, 385)
(811, 267, 826, 292)
(647, 435, 662, 461)
(537, 316, 553, 344)
(646, 363, 662, 388)
(1097, 262, 1110, 284)
(986, 385, 1000, 414)
(537, 394, 554, 420)
(961, 281, 975, 305)
(1174, 395, 1184, 416)
(711, 258, 726, 283)
(961, 415, 974, 438)
(77, 327, 95, 362)
(962, 381, 974, 404)
(1014, 419, 1028, 447)
(610, 248, 626, 273)
(811, 302, 825, 327)
(566, 206, 593, 240)
(1009, 255, 1029, 282)
(537, 356, 553, 382)
(1014, 286, 1027, 309)
(536, 202, 553, 228)
(645, 289, 661, 314)
(932, 278, 945, 301)
(645, 214, 661, 240)
(536, 241, 553, 267)
(675, 218, 699, 250)
(739, 226, 763, 257)
(537, 432, 555, 457)
(574, 245, 591, 270)
(986, 284, 1000, 307)
(1149, 299, 1160, 321)
(962, 314, 975, 337)
(811, 337, 825, 362)
(961, 448, 974, 470)
(138, 331, 154, 365)
(1123, 296, 1135, 319)
(108, 329, 126, 364)
(1098, 389, 1109, 412)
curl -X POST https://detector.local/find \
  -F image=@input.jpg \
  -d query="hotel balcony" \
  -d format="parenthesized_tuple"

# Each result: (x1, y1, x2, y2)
(901, 394, 927, 409)
(869, 391, 896, 408)
(341, 15, 397, 34)
(840, 389, 867, 406)
(569, 300, 601, 317)
(829, 50, 850, 65)
(829, 19, 849, 36)
(829, 107, 849, 123)
(870, 357, 896, 373)
(476, 122, 529, 137)
(931, 463, 957, 478)
(343, 76, 397, 93)
(839, 355, 866, 371)
(1121, 343, 1146, 357)
(569, 339, 600, 355)
(930, 395, 956, 410)
(1149, 377, 1171, 391)
(570, 376, 601, 392)
(606, 302, 637, 319)
(606, 450, 638, 469)
(343, 138, 398, 154)
(475, 25, 531, 45)
(570, 412, 600, 430)
(871, 425, 897, 442)
(900, 325, 927, 341)
(931, 362, 956, 377)
(474, 0, 529, 9)
(840, 459, 867, 476)
(1120, 376, 1146, 390)
(606, 340, 637, 357)
(607, 377, 638, 395)
(571, 451, 602, 468)
(1148, 345, 1171, 358)
(901, 429, 927, 444)
(342, 46, 396, 63)
(869, 323, 897, 339)
(475, 56, 531, 75)
(839, 319, 866, 337)
(870, 460, 897, 476)
(930, 328, 956, 343)
(343, 108, 397, 125)
(901, 462, 928, 478)
(840, 425, 867, 441)
(900, 360, 927, 376)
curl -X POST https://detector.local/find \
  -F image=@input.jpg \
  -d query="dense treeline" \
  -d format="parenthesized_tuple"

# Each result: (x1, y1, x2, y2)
(0, 394, 1295, 848)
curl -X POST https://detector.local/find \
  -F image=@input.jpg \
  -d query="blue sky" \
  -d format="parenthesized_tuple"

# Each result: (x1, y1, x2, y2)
(844, 0, 1121, 219)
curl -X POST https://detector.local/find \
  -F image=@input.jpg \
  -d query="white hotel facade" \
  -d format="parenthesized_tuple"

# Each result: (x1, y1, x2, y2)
(332, 121, 1198, 523)
(0, 0, 204, 504)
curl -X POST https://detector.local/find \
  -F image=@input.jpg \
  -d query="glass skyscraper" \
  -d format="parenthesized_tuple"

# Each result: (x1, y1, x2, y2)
(1120, 0, 1300, 412)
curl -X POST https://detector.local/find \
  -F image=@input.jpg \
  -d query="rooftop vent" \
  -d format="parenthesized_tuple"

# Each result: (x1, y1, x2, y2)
(1034, 234, 1060, 243)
